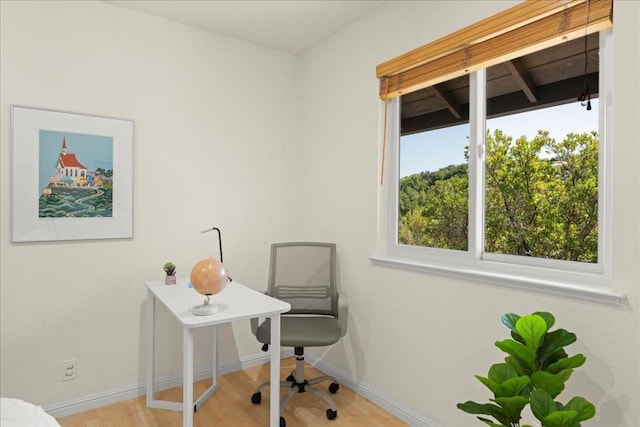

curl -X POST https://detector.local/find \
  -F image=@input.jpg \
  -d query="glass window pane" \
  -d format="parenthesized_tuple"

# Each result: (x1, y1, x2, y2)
(484, 35, 599, 263)
(398, 76, 470, 250)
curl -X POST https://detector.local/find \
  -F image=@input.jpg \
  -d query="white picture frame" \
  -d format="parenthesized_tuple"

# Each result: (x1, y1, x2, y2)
(11, 105, 134, 242)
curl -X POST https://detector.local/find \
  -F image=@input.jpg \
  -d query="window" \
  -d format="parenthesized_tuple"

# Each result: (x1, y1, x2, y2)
(373, 1, 623, 304)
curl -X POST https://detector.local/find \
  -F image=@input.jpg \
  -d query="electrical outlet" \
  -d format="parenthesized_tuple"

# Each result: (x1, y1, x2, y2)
(62, 359, 77, 381)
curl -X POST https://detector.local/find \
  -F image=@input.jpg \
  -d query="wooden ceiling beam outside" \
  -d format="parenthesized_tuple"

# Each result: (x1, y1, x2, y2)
(401, 72, 599, 136)
(506, 59, 538, 103)
(431, 84, 463, 119)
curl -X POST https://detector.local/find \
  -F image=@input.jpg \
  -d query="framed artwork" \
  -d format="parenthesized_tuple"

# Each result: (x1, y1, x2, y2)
(11, 106, 134, 242)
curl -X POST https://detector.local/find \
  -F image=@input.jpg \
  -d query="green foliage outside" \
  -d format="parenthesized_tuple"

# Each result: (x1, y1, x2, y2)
(457, 312, 596, 427)
(398, 130, 599, 262)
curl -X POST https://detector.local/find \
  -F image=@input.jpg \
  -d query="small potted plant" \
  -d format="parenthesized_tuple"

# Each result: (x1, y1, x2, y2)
(457, 311, 596, 427)
(163, 262, 176, 285)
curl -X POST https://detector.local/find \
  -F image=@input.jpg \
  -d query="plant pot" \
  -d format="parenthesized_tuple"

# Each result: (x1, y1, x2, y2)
(165, 275, 177, 285)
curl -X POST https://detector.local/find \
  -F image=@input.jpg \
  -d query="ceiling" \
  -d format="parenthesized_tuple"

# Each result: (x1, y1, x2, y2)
(105, 1, 598, 136)
(106, 0, 385, 55)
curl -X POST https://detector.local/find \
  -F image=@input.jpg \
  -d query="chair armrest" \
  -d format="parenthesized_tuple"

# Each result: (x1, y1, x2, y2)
(337, 292, 348, 338)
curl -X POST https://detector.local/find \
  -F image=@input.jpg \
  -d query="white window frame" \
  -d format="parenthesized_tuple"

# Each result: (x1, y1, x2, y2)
(372, 29, 624, 305)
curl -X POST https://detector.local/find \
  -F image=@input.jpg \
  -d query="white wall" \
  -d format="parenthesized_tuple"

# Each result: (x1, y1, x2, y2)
(1, 1, 639, 426)
(296, 1, 640, 426)
(0, 0, 300, 406)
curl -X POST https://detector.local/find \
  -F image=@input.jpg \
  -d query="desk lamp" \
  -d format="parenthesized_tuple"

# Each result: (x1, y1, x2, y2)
(189, 227, 231, 316)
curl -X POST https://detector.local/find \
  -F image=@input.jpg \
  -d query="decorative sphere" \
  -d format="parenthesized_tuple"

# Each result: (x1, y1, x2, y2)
(190, 257, 229, 296)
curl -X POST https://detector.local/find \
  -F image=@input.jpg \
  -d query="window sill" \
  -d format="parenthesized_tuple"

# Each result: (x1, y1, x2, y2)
(369, 255, 626, 306)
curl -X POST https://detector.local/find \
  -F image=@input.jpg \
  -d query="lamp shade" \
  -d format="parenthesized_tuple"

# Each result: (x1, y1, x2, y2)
(190, 257, 229, 296)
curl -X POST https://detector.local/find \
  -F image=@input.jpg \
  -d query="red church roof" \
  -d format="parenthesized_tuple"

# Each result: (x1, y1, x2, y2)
(59, 153, 87, 169)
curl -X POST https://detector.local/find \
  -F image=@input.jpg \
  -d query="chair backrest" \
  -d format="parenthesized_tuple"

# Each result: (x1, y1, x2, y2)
(267, 242, 337, 316)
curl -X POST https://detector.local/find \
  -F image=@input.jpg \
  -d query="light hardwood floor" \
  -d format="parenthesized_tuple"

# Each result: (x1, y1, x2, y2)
(57, 357, 408, 427)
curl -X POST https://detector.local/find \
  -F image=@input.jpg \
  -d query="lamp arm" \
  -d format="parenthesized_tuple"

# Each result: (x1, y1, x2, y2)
(201, 226, 233, 282)
(201, 227, 224, 262)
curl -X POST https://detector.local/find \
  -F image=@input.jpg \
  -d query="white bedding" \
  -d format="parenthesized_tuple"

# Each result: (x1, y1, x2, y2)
(0, 398, 61, 427)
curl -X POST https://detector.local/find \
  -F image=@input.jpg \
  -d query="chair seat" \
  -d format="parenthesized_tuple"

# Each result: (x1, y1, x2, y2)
(256, 316, 341, 348)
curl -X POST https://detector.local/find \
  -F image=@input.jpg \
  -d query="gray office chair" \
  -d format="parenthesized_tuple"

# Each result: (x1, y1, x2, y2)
(250, 242, 348, 427)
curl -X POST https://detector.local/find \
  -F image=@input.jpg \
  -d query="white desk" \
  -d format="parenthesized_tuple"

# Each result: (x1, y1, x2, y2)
(146, 279, 291, 427)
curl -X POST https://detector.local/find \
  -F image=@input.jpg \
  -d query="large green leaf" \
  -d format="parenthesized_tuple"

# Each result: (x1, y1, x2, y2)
(543, 410, 579, 427)
(492, 396, 529, 420)
(489, 363, 519, 384)
(501, 313, 521, 333)
(457, 401, 502, 416)
(530, 389, 556, 421)
(532, 311, 555, 329)
(505, 356, 525, 376)
(511, 330, 527, 345)
(564, 396, 596, 422)
(476, 375, 501, 395)
(515, 315, 548, 349)
(457, 401, 511, 425)
(539, 329, 577, 361)
(547, 354, 586, 374)
(477, 417, 506, 427)
(495, 339, 537, 371)
(497, 376, 531, 398)
(545, 349, 569, 368)
(556, 369, 573, 383)
(531, 371, 565, 398)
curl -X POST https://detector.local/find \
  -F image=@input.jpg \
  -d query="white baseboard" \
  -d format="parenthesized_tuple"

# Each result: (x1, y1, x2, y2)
(46, 350, 439, 427)
(44, 349, 293, 419)
(306, 355, 441, 427)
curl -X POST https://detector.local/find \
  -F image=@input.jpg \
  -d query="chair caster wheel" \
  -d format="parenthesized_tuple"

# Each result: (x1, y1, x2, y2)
(251, 392, 261, 404)
(326, 408, 337, 420)
(280, 416, 286, 427)
(329, 382, 339, 394)
(286, 374, 295, 382)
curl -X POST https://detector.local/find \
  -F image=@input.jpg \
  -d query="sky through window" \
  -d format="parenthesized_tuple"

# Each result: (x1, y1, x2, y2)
(400, 99, 600, 178)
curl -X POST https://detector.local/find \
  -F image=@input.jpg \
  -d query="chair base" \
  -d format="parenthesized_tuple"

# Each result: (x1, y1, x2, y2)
(251, 348, 340, 425)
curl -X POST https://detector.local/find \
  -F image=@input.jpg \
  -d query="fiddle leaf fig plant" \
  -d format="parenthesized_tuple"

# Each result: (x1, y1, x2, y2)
(457, 312, 595, 427)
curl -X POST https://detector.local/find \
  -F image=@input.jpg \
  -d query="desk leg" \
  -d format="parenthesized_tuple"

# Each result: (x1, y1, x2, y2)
(145, 291, 182, 412)
(146, 290, 155, 407)
(194, 325, 218, 411)
(183, 328, 194, 427)
(269, 314, 281, 427)
(213, 324, 218, 386)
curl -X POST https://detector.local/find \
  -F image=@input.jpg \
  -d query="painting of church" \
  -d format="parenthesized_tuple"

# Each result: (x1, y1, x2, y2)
(55, 137, 87, 182)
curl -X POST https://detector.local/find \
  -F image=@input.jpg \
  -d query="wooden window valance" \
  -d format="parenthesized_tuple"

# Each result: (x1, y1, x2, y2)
(377, 0, 613, 100)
